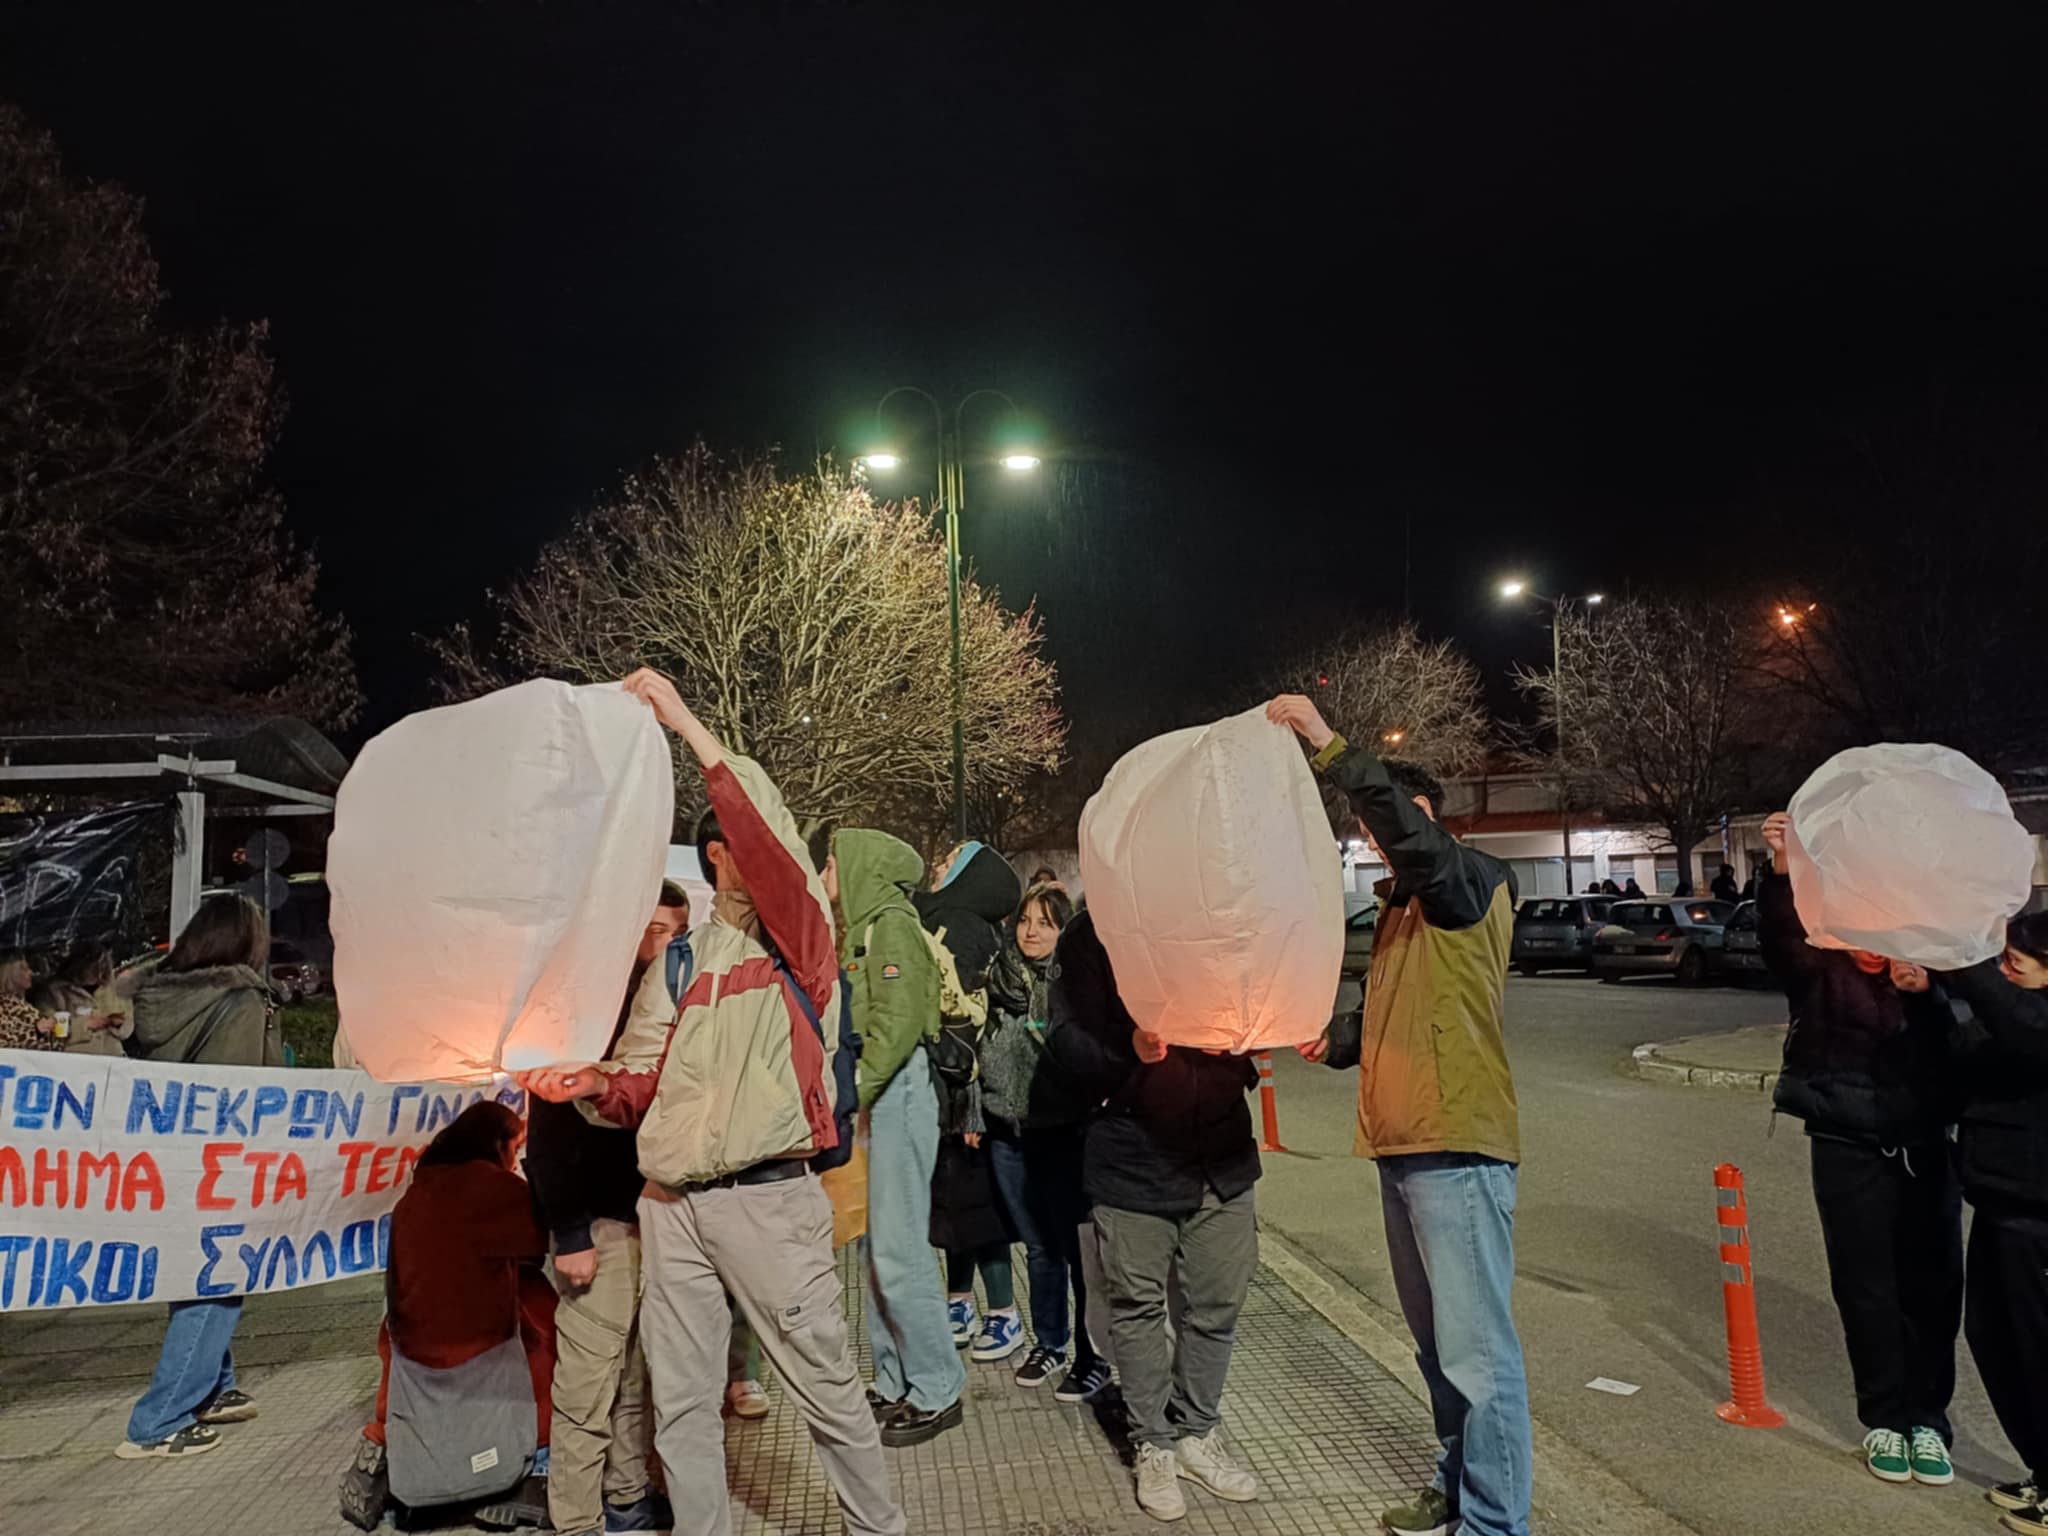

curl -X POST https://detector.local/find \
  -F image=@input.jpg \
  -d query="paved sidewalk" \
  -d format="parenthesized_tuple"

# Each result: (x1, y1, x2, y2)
(1628, 1023, 1786, 1092)
(1, 1244, 1446, 1536)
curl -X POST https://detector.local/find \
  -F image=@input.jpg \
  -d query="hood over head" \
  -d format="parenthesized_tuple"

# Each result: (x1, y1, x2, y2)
(832, 828, 925, 933)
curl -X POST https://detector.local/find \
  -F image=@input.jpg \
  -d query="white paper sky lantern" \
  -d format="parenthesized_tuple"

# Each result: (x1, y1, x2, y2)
(1787, 741, 2035, 972)
(328, 680, 675, 1082)
(1079, 707, 1344, 1052)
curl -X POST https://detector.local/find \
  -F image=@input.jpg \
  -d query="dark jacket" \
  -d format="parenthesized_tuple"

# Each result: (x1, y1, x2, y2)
(1313, 739, 1520, 1162)
(1760, 873, 1955, 1145)
(1044, 911, 1260, 1216)
(913, 842, 1022, 995)
(980, 938, 1094, 1129)
(129, 964, 281, 1067)
(1940, 960, 2048, 1214)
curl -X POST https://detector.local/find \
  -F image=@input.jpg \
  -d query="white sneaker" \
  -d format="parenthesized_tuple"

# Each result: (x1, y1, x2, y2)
(1175, 1427, 1258, 1502)
(1135, 1443, 1187, 1522)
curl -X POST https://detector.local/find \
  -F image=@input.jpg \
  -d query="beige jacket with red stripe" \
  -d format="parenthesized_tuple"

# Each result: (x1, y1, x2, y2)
(591, 754, 845, 1189)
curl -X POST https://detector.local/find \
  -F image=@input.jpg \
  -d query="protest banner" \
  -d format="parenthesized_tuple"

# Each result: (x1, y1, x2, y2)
(0, 1048, 524, 1312)
(0, 799, 161, 954)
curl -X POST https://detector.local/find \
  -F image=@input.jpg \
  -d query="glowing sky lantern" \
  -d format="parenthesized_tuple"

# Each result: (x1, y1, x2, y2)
(1787, 742, 2035, 972)
(1079, 707, 1344, 1052)
(328, 680, 674, 1082)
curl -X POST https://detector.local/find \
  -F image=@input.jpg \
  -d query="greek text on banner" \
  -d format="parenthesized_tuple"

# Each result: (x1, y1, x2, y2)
(0, 1048, 525, 1311)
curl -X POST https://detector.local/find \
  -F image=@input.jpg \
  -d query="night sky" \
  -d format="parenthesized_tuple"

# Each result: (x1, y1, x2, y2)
(5, 3, 2045, 739)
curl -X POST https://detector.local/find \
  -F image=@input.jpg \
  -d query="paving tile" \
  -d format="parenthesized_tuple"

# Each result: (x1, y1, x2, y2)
(0, 1240, 1442, 1535)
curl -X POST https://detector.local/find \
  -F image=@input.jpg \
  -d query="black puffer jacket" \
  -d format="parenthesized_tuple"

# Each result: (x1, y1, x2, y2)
(1941, 960, 2048, 1215)
(1044, 912, 1260, 1216)
(1760, 874, 1956, 1145)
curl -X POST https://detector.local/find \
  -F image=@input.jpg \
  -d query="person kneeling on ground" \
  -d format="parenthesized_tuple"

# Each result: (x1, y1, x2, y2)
(1046, 907, 1260, 1523)
(1756, 811, 1962, 1490)
(338, 1102, 557, 1532)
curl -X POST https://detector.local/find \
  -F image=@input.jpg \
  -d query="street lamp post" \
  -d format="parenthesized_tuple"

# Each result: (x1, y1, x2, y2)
(867, 387, 1039, 841)
(1500, 580, 1603, 891)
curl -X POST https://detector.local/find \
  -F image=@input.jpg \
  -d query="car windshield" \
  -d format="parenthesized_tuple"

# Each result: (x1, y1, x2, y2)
(1725, 904, 1758, 931)
(1685, 903, 1735, 924)
(1519, 900, 1578, 920)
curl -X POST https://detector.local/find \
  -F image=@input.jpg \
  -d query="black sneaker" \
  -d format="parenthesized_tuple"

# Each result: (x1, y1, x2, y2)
(1014, 1345, 1066, 1388)
(1995, 1483, 2047, 1513)
(336, 1437, 389, 1531)
(1054, 1358, 1113, 1404)
(197, 1388, 258, 1425)
(2003, 1503, 2048, 1536)
(867, 1387, 906, 1424)
(115, 1422, 222, 1460)
(880, 1398, 963, 1447)
(474, 1472, 550, 1530)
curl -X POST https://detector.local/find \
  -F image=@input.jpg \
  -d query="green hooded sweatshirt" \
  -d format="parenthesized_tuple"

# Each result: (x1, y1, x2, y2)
(832, 828, 940, 1110)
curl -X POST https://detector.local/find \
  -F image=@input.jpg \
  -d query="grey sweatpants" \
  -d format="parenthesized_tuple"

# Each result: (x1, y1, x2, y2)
(1095, 1186, 1257, 1450)
(637, 1176, 905, 1536)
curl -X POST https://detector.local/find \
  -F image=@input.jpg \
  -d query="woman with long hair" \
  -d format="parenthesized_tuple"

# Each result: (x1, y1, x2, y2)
(117, 897, 279, 1459)
(340, 1100, 557, 1531)
(980, 883, 1111, 1401)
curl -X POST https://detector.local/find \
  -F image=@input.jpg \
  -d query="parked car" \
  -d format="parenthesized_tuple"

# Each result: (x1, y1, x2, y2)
(1591, 899, 1736, 986)
(1718, 900, 1769, 983)
(1511, 895, 1616, 976)
(268, 939, 329, 1004)
(1331, 891, 1380, 1020)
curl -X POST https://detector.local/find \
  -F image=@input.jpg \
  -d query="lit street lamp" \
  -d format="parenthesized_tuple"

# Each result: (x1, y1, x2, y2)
(1499, 577, 1604, 885)
(864, 387, 1041, 840)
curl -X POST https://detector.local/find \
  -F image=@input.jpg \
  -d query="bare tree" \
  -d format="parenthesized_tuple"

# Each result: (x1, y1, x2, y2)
(1518, 594, 1755, 874)
(0, 104, 358, 727)
(1271, 622, 1493, 778)
(436, 449, 1066, 837)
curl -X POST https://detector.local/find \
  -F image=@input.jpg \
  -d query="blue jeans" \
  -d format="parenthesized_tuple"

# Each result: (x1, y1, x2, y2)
(861, 1050, 965, 1412)
(128, 1298, 242, 1444)
(987, 1125, 1093, 1361)
(1379, 1153, 1532, 1536)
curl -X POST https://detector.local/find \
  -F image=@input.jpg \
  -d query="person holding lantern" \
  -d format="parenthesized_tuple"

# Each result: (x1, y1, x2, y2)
(522, 669, 904, 1536)
(1269, 694, 1530, 1536)
(1755, 811, 1962, 1490)
(1045, 906, 1262, 1523)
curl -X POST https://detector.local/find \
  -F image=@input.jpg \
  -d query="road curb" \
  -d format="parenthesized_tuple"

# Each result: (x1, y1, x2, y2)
(1259, 1224, 1698, 1536)
(1629, 1039, 1779, 1093)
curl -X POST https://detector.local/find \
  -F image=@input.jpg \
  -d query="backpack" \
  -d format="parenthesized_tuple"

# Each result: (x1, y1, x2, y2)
(864, 919, 985, 1101)
(770, 948, 861, 1173)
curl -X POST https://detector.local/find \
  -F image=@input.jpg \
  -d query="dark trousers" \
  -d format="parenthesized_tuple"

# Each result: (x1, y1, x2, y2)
(988, 1125, 1096, 1365)
(1809, 1137, 1962, 1439)
(1966, 1208, 2048, 1481)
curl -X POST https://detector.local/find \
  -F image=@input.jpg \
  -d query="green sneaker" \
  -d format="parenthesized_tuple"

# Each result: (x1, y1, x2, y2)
(1863, 1428, 1912, 1484)
(1383, 1486, 1456, 1536)
(1908, 1426, 1954, 1486)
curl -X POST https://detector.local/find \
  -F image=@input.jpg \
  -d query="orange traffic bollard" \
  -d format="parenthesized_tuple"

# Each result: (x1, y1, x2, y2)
(1712, 1163, 1785, 1429)
(1255, 1051, 1287, 1153)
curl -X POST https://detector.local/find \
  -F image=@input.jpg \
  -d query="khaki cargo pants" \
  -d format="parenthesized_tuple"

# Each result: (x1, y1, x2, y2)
(547, 1218, 653, 1535)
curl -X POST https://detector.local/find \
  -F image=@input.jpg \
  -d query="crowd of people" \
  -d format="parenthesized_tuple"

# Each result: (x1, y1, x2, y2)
(1762, 806, 2048, 1536)
(66, 661, 2048, 1536)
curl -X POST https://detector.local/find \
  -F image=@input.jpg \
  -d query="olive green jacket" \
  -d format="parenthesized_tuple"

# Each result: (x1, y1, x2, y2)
(1315, 737, 1521, 1164)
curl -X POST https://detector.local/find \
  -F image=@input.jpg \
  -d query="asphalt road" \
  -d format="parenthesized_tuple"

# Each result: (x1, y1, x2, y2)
(1255, 974, 2009, 1536)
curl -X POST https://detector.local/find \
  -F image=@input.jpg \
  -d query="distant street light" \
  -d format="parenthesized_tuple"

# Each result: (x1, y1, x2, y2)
(1498, 578, 1605, 882)
(869, 386, 1042, 839)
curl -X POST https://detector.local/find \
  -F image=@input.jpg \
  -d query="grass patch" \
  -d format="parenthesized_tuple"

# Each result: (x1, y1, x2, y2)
(280, 996, 340, 1069)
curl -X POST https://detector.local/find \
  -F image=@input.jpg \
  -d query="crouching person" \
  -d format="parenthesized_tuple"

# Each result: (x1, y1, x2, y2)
(1046, 908, 1261, 1523)
(338, 1102, 557, 1532)
(524, 669, 904, 1536)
